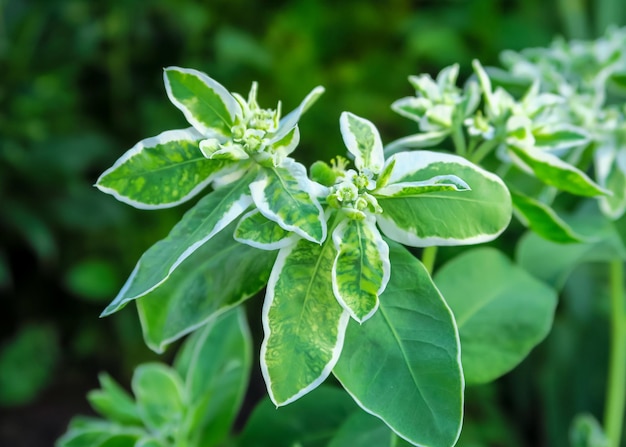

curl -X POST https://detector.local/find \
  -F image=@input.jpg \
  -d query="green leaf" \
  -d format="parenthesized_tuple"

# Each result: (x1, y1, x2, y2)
(87, 373, 141, 425)
(391, 96, 428, 122)
(261, 237, 349, 406)
(65, 258, 120, 302)
(56, 422, 144, 447)
(173, 308, 251, 447)
(237, 385, 357, 447)
(331, 217, 390, 323)
(136, 219, 275, 353)
(132, 363, 185, 436)
(0, 324, 59, 406)
(250, 159, 326, 243)
(134, 438, 168, 447)
(270, 125, 300, 160)
(96, 128, 231, 209)
(569, 414, 609, 447)
(375, 151, 511, 246)
(516, 205, 626, 289)
(434, 247, 557, 385)
(164, 67, 240, 137)
(234, 209, 298, 249)
(339, 112, 384, 174)
(102, 172, 255, 316)
(595, 145, 626, 219)
(507, 144, 608, 197)
(334, 242, 463, 447)
(511, 190, 586, 243)
(375, 174, 470, 197)
(328, 411, 413, 447)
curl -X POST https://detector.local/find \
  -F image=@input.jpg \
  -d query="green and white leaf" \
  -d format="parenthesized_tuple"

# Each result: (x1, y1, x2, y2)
(273, 86, 325, 142)
(234, 209, 299, 250)
(507, 144, 608, 197)
(375, 174, 470, 197)
(173, 308, 251, 447)
(334, 242, 463, 447)
(434, 247, 557, 385)
(270, 125, 300, 160)
(375, 151, 512, 246)
(595, 145, 626, 219)
(261, 237, 349, 406)
(331, 216, 390, 323)
(136, 219, 275, 353)
(533, 123, 590, 152)
(102, 173, 255, 316)
(164, 67, 240, 137)
(391, 96, 429, 122)
(96, 128, 230, 209)
(511, 191, 586, 243)
(340, 112, 384, 174)
(384, 130, 449, 154)
(131, 363, 185, 436)
(250, 158, 326, 243)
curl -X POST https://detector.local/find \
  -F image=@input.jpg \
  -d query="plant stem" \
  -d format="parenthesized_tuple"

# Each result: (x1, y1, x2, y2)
(422, 246, 438, 275)
(469, 139, 498, 164)
(604, 259, 626, 447)
(452, 125, 467, 157)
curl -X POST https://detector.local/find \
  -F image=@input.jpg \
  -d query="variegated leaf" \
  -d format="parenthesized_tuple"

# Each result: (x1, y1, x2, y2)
(384, 130, 449, 154)
(164, 67, 240, 137)
(136, 220, 275, 353)
(270, 125, 300, 160)
(391, 96, 428, 122)
(376, 151, 511, 246)
(331, 216, 390, 323)
(507, 144, 608, 197)
(234, 209, 299, 250)
(96, 128, 230, 209)
(261, 237, 349, 406)
(101, 172, 256, 316)
(250, 158, 326, 243)
(340, 112, 384, 174)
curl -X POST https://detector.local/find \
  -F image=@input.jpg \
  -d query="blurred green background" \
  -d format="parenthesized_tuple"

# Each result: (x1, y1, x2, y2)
(1, 0, 624, 446)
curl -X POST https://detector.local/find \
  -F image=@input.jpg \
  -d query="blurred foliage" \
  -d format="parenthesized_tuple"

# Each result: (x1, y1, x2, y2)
(1, 0, 625, 445)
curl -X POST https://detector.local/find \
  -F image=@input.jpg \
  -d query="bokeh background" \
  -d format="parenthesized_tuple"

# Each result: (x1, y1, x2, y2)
(1, 1, 624, 446)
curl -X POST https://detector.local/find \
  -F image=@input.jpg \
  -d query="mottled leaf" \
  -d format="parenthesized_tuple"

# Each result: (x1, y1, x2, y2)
(234, 209, 298, 250)
(340, 112, 384, 174)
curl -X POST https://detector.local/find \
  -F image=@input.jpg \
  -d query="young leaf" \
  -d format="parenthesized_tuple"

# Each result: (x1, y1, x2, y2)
(375, 151, 511, 246)
(234, 209, 299, 250)
(96, 128, 232, 209)
(434, 247, 557, 385)
(56, 422, 143, 447)
(136, 220, 275, 353)
(273, 86, 325, 142)
(173, 308, 252, 447)
(507, 144, 608, 197)
(131, 363, 185, 436)
(390, 96, 428, 122)
(511, 191, 586, 243)
(339, 112, 384, 174)
(533, 123, 590, 151)
(164, 67, 240, 137)
(87, 373, 142, 425)
(331, 217, 390, 323)
(250, 159, 326, 244)
(384, 130, 449, 154)
(334, 242, 463, 447)
(375, 174, 470, 197)
(102, 172, 255, 316)
(261, 237, 349, 406)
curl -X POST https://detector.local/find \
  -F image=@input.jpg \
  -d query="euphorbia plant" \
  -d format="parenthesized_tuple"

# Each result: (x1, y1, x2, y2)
(58, 27, 626, 447)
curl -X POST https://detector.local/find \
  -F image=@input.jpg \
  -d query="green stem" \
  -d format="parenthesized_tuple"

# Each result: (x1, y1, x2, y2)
(604, 259, 626, 447)
(451, 125, 467, 157)
(422, 246, 438, 275)
(469, 139, 499, 164)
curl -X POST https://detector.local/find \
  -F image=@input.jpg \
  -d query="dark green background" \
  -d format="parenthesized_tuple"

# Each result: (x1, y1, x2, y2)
(1, 0, 624, 446)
